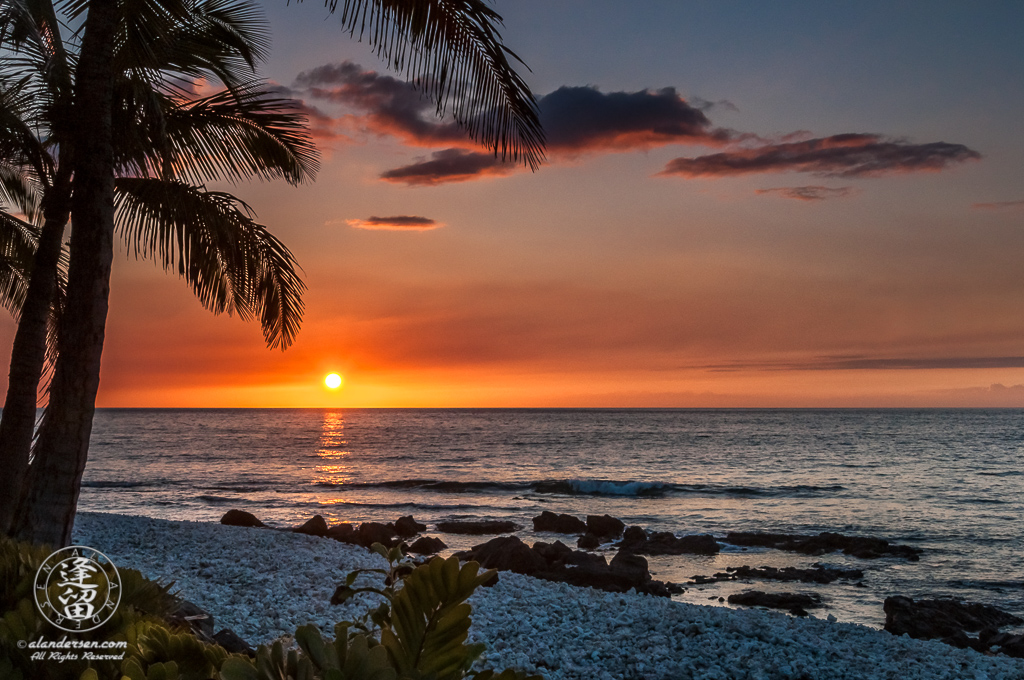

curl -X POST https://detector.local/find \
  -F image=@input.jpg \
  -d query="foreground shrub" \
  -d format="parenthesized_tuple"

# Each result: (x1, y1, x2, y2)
(0, 538, 541, 680)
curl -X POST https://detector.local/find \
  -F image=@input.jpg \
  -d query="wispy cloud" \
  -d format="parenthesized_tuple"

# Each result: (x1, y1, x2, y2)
(379, 149, 515, 186)
(972, 200, 1024, 211)
(661, 134, 980, 178)
(755, 186, 856, 201)
(341, 216, 443, 231)
(703, 355, 1024, 372)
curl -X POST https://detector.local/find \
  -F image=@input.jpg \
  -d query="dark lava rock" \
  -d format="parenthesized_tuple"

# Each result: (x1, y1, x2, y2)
(293, 515, 329, 537)
(455, 536, 547, 575)
(168, 600, 214, 639)
(393, 515, 426, 538)
(533, 511, 587, 534)
(407, 536, 447, 555)
(726, 531, 922, 560)
(990, 633, 1024, 658)
(622, 526, 647, 542)
(691, 563, 863, 585)
(577, 533, 601, 550)
(437, 520, 518, 535)
(454, 536, 683, 598)
(213, 629, 254, 656)
(355, 522, 398, 548)
(326, 523, 356, 543)
(220, 509, 265, 528)
(609, 551, 652, 587)
(532, 540, 575, 563)
(728, 591, 823, 611)
(883, 596, 1024, 640)
(587, 514, 625, 538)
(619, 529, 720, 556)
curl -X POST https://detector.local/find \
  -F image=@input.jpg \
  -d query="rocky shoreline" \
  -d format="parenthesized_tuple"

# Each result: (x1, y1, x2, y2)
(219, 507, 1024, 659)
(71, 512, 1024, 680)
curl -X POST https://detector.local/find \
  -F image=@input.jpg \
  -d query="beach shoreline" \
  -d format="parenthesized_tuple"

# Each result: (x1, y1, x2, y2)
(71, 511, 1024, 680)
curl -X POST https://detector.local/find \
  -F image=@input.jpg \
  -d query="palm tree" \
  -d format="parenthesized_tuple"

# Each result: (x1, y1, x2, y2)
(0, 0, 318, 542)
(8, 0, 545, 547)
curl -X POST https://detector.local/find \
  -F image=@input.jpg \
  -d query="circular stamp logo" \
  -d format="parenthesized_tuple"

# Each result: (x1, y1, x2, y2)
(33, 546, 121, 632)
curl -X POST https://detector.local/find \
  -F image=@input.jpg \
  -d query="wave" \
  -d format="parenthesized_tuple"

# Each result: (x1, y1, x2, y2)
(82, 480, 166, 489)
(312, 478, 844, 498)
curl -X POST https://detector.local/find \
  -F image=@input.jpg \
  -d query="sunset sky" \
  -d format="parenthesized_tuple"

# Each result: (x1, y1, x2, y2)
(3, 1, 1024, 407)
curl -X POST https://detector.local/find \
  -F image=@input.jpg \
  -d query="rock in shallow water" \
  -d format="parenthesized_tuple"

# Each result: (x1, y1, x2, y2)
(727, 590, 824, 611)
(438, 520, 519, 535)
(220, 509, 265, 528)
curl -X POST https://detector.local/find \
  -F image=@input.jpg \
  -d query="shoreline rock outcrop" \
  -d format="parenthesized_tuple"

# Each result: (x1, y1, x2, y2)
(725, 531, 922, 560)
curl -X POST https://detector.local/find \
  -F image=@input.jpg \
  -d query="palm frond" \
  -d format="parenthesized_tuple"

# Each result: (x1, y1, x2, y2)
(0, 162, 43, 222)
(114, 177, 305, 349)
(114, 0, 269, 92)
(325, 0, 545, 169)
(0, 208, 39, 319)
(129, 80, 319, 185)
(0, 77, 53, 187)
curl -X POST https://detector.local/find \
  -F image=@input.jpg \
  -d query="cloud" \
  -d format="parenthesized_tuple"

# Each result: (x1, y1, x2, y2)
(294, 62, 467, 148)
(660, 134, 980, 178)
(537, 86, 737, 153)
(755, 186, 856, 201)
(342, 215, 443, 231)
(378, 149, 516, 186)
(291, 63, 980, 186)
(972, 200, 1024, 211)
(703, 355, 1024, 372)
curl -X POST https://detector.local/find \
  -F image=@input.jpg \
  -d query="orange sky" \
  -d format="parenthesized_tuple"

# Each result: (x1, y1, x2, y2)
(2, 2, 1024, 408)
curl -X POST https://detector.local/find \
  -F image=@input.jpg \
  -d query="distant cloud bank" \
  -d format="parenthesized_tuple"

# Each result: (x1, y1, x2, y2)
(755, 186, 856, 201)
(704, 355, 1024, 372)
(661, 134, 980, 178)
(972, 200, 1024, 211)
(343, 216, 443, 231)
(290, 62, 981, 187)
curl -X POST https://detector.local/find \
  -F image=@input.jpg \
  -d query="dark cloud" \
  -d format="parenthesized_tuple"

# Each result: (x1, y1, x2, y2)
(704, 355, 1024, 372)
(755, 186, 856, 201)
(342, 215, 443, 230)
(294, 62, 467, 147)
(291, 63, 980, 186)
(537, 86, 736, 152)
(379, 149, 515, 186)
(972, 200, 1024, 211)
(294, 62, 737, 154)
(660, 134, 981, 178)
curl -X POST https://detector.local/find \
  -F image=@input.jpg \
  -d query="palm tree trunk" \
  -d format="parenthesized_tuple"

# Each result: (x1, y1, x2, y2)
(11, 0, 118, 547)
(0, 185, 70, 535)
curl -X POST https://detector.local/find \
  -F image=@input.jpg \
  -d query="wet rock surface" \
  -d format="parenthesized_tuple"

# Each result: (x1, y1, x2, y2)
(884, 596, 1024, 656)
(454, 536, 684, 597)
(617, 528, 720, 555)
(586, 514, 625, 538)
(292, 514, 329, 537)
(728, 590, 824, 614)
(533, 511, 588, 534)
(725, 531, 922, 560)
(692, 563, 864, 585)
(219, 509, 266, 528)
(407, 536, 447, 555)
(437, 520, 519, 535)
(393, 515, 426, 538)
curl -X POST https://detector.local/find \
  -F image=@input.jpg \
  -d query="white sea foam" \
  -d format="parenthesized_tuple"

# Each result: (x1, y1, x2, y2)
(71, 512, 1024, 680)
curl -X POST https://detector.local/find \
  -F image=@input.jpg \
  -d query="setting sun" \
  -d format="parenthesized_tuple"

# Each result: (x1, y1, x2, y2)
(324, 373, 343, 389)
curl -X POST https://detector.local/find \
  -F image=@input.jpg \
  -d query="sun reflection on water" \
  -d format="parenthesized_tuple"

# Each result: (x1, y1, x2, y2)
(312, 411, 352, 486)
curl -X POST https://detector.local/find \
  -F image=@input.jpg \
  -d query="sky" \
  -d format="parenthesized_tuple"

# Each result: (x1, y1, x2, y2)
(3, 1, 1024, 407)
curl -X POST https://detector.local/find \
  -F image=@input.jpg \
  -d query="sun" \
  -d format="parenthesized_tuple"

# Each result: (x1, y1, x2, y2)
(324, 373, 343, 389)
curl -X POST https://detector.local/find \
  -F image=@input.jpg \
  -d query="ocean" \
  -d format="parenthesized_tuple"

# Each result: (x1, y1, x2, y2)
(76, 408, 1024, 629)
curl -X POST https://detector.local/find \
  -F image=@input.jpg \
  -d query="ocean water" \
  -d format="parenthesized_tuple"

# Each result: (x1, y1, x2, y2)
(77, 408, 1024, 629)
